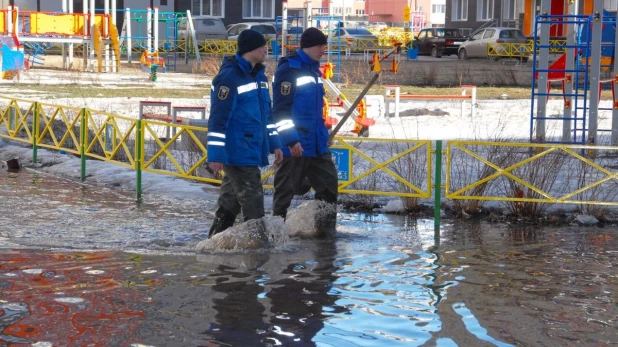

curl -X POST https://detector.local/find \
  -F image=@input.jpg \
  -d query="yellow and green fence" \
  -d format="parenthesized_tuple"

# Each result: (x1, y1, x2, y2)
(2, 96, 618, 231)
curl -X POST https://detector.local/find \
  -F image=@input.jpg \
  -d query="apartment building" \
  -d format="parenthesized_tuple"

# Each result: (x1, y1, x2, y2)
(446, 0, 613, 37)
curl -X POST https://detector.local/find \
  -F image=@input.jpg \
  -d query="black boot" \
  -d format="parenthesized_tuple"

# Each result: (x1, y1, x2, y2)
(208, 214, 236, 239)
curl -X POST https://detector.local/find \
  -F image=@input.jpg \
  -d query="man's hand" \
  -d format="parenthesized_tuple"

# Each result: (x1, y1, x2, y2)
(209, 162, 223, 173)
(289, 143, 304, 157)
(273, 148, 283, 165)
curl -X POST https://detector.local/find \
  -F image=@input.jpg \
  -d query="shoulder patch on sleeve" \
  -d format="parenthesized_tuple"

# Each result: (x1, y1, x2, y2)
(281, 82, 292, 96)
(260, 81, 269, 89)
(217, 86, 230, 100)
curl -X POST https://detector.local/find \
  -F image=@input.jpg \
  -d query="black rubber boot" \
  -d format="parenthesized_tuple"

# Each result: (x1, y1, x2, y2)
(208, 215, 236, 239)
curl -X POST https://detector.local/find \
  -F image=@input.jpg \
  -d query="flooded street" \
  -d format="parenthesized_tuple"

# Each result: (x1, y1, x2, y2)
(0, 168, 616, 346)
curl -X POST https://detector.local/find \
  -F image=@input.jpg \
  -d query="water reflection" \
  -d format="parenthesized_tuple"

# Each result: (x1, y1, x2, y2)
(1, 163, 618, 346)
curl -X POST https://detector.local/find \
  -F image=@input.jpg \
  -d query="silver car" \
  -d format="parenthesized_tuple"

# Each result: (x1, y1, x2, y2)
(458, 27, 529, 62)
(178, 18, 228, 41)
(331, 27, 378, 49)
(227, 23, 276, 41)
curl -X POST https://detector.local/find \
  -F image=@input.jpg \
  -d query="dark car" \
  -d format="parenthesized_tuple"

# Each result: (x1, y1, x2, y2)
(413, 28, 466, 58)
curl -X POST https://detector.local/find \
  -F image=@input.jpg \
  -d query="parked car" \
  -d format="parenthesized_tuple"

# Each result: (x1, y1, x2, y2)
(227, 23, 276, 41)
(178, 18, 228, 41)
(458, 27, 529, 62)
(413, 27, 466, 58)
(331, 27, 378, 48)
(367, 22, 387, 30)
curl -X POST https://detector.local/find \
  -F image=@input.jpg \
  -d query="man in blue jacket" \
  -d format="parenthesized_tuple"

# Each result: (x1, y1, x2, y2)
(207, 29, 283, 238)
(271, 27, 338, 227)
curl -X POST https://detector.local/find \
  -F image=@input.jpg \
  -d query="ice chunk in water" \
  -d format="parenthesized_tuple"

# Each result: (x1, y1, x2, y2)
(286, 200, 337, 238)
(196, 216, 289, 252)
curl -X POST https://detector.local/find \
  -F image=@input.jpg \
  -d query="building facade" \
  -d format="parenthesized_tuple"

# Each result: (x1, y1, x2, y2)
(364, 0, 447, 27)
(445, 0, 612, 37)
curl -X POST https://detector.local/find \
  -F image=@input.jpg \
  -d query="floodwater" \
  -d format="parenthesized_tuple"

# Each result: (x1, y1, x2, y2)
(0, 168, 617, 346)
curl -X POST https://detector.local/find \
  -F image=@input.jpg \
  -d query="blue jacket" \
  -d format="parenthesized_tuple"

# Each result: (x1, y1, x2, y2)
(208, 54, 282, 167)
(272, 49, 329, 157)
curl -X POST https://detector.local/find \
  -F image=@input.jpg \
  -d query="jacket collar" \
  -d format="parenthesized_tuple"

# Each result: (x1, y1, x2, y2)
(296, 49, 320, 73)
(235, 53, 265, 75)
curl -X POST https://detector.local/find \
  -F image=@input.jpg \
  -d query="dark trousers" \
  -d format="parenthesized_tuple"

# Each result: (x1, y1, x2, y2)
(272, 152, 338, 219)
(209, 165, 264, 238)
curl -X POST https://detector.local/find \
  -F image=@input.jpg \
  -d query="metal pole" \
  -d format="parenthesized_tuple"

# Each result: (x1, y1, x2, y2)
(154, 7, 159, 54)
(104, 0, 110, 72)
(563, 0, 576, 142)
(147, 7, 152, 53)
(136, 119, 143, 202)
(80, 108, 87, 182)
(587, 0, 603, 145)
(83, 0, 88, 69)
(89, 0, 95, 72)
(534, 0, 550, 142)
(127, 9, 133, 64)
(433, 140, 442, 233)
(111, 0, 116, 72)
(32, 102, 38, 163)
(62, 0, 67, 69)
(304, 0, 311, 29)
(69, 0, 74, 67)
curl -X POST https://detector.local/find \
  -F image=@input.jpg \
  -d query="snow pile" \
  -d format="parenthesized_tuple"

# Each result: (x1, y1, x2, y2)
(196, 216, 289, 252)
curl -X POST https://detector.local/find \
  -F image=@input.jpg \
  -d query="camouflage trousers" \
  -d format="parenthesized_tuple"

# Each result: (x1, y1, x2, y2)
(208, 165, 264, 238)
(272, 152, 338, 219)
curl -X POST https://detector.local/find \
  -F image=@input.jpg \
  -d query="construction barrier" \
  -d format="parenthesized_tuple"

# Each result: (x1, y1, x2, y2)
(4, 95, 618, 231)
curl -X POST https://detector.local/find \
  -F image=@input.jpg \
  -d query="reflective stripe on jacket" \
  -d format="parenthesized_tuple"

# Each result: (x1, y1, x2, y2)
(208, 54, 282, 166)
(272, 49, 329, 157)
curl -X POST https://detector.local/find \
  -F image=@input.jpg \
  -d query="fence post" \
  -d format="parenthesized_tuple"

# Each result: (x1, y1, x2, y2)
(136, 119, 143, 202)
(434, 140, 442, 233)
(32, 102, 39, 163)
(80, 108, 87, 182)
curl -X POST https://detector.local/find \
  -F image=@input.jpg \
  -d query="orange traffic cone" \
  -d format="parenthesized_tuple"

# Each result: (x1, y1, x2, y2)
(371, 53, 381, 72)
(389, 57, 398, 73)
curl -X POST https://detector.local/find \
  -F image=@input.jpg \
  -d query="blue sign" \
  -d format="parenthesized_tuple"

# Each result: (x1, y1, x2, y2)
(330, 147, 351, 182)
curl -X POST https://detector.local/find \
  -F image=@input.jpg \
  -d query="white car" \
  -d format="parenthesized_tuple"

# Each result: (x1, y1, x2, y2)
(227, 23, 277, 41)
(177, 18, 228, 41)
(458, 27, 530, 62)
(368, 22, 387, 30)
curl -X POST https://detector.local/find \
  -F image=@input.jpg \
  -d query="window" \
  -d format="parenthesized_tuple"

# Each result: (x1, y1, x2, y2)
(161, 0, 168, 5)
(482, 29, 495, 39)
(243, 0, 274, 19)
(503, 0, 517, 20)
(452, 0, 468, 20)
(417, 30, 426, 39)
(605, 0, 618, 10)
(356, 9, 365, 15)
(436, 29, 461, 37)
(499, 29, 524, 39)
(193, 0, 224, 17)
(432, 5, 445, 14)
(477, 0, 494, 21)
(471, 30, 484, 40)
